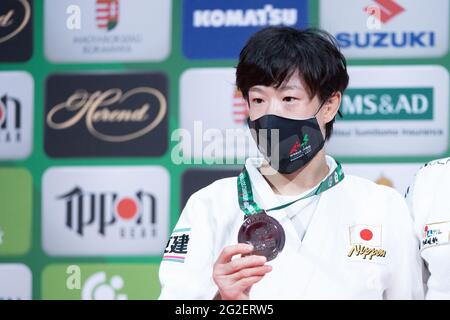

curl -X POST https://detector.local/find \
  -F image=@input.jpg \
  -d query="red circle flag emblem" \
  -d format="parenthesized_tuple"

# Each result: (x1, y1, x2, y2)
(360, 228, 373, 241)
(116, 197, 138, 220)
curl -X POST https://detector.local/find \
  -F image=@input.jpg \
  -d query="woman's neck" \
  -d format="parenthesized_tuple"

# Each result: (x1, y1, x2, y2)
(259, 150, 329, 196)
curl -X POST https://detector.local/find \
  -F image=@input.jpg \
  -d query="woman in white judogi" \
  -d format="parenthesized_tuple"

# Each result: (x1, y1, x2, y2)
(406, 158, 450, 299)
(159, 27, 423, 300)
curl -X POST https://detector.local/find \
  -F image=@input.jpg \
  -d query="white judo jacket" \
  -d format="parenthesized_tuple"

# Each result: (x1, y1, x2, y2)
(406, 157, 450, 299)
(159, 156, 424, 300)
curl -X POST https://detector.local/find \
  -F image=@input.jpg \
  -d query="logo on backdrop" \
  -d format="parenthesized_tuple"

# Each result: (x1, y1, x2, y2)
(96, 0, 119, 31)
(0, 0, 32, 61)
(327, 66, 449, 157)
(44, 0, 171, 62)
(179, 68, 260, 162)
(44, 73, 168, 157)
(0, 71, 33, 160)
(182, 0, 309, 59)
(42, 166, 169, 256)
(0, 94, 22, 143)
(365, 0, 404, 25)
(320, 0, 449, 58)
(58, 187, 157, 239)
(340, 88, 433, 121)
(232, 89, 248, 125)
(44, 264, 161, 299)
(82, 272, 127, 300)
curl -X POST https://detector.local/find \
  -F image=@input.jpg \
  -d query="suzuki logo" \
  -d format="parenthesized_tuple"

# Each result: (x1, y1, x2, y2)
(365, 0, 405, 24)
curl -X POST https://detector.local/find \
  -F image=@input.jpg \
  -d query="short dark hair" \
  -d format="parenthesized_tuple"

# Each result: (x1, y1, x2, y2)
(236, 27, 349, 140)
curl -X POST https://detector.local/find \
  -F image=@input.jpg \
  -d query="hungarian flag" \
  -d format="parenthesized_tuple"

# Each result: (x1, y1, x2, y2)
(232, 89, 248, 124)
(96, 0, 119, 31)
(349, 224, 382, 247)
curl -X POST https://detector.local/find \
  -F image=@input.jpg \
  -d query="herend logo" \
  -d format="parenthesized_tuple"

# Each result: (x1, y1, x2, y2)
(0, 0, 31, 44)
(46, 87, 167, 143)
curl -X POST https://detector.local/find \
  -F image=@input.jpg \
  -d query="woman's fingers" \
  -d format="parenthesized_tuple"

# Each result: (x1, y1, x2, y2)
(213, 244, 272, 300)
(232, 265, 273, 281)
(215, 243, 254, 265)
(222, 255, 267, 275)
(234, 275, 266, 292)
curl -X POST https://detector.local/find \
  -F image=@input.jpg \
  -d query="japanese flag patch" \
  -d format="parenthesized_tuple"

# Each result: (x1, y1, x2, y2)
(421, 221, 450, 251)
(163, 228, 191, 263)
(347, 225, 386, 264)
(349, 225, 382, 247)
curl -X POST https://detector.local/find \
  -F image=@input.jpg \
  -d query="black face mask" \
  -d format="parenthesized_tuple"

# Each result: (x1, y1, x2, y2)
(247, 113, 325, 174)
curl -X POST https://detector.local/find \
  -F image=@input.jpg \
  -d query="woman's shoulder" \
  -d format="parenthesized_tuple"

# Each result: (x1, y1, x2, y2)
(413, 157, 450, 185)
(342, 174, 405, 203)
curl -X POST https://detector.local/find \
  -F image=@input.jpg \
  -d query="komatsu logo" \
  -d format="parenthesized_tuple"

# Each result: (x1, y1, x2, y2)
(193, 4, 297, 28)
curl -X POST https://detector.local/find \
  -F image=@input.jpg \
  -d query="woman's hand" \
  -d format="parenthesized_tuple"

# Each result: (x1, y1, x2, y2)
(212, 243, 272, 300)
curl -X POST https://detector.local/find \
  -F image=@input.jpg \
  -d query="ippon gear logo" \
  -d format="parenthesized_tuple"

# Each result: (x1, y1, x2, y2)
(58, 187, 157, 239)
(42, 166, 169, 256)
(95, 0, 119, 31)
(0, 71, 33, 160)
(0, 94, 22, 143)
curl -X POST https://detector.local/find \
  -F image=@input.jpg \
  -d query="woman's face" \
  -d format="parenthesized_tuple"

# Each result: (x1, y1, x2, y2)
(247, 72, 341, 138)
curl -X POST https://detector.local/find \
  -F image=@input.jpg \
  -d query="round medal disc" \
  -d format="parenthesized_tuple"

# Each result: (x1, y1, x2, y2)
(237, 211, 285, 261)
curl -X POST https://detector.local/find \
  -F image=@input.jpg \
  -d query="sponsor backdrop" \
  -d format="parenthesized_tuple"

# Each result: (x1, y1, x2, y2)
(0, 0, 448, 299)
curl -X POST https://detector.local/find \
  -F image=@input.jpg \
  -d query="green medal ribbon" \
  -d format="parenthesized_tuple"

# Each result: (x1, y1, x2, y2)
(237, 161, 345, 216)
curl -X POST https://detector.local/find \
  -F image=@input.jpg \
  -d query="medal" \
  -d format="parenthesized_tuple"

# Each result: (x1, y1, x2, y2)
(237, 160, 344, 261)
(238, 210, 285, 261)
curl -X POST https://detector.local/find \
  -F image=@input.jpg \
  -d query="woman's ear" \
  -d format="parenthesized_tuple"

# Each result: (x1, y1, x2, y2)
(322, 91, 342, 123)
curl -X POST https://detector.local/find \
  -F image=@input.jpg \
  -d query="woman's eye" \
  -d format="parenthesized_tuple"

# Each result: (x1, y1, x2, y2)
(283, 96, 297, 102)
(252, 98, 264, 104)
